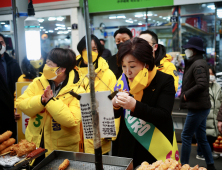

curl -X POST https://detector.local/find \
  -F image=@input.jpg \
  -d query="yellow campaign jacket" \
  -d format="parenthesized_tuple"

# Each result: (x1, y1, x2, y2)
(16, 69, 85, 157)
(77, 56, 118, 154)
(157, 54, 179, 92)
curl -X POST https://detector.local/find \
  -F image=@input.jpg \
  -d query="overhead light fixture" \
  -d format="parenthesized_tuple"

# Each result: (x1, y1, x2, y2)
(125, 20, 133, 23)
(154, 14, 158, 16)
(1, 22, 5, 24)
(40, 26, 44, 29)
(163, 17, 167, 19)
(138, 23, 143, 25)
(38, 19, 44, 23)
(117, 15, 126, 19)
(134, 20, 137, 22)
(57, 31, 69, 34)
(57, 17, 65, 21)
(159, 16, 163, 18)
(109, 16, 116, 19)
(57, 27, 66, 30)
(56, 24, 65, 27)
(135, 14, 143, 18)
(48, 30, 53, 33)
(67, 27, 71, 29)
(55, 28, 59, 30)
(45, 31, 48, 33)
(147, 14, 153, 16)
(48, 17, 56, 21)
(202, 4, 206, 7)
(43, 29, 46, 31)
(207, 5, 215, 10)
(4, 25, 8, 27)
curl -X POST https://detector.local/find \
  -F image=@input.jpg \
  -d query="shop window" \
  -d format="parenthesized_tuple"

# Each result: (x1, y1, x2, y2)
(37, 15, 71, 54)
(91, 7, 173, 55)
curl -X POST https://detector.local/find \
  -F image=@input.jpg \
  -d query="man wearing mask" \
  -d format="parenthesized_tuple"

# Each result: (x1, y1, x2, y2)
(0, 33, 21, 139)
(107, 28, 133, 79)
(180, 37, 216, 170)
(139, 30, 179, 92)
(99, 39, 112, 60)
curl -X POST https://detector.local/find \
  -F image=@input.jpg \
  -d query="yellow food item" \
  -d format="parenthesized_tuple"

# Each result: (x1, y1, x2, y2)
(0, 138, 15, 152)
(59, 159, 70, 170)
(0, 131, 12, 143)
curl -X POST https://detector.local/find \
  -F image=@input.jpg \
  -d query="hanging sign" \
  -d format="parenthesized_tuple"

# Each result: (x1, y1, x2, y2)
(79, 91, 116, 139)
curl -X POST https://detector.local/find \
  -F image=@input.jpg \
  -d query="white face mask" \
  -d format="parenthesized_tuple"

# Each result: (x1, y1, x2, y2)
(185, 49, 193, 59)
(209, 75, 216, 82)
(0, 45, 6, 55)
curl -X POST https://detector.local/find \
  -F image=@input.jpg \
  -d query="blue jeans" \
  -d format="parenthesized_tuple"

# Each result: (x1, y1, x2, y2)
(181, 109, 214, 165)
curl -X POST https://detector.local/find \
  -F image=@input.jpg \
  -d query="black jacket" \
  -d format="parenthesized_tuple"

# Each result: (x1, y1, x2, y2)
(4, 52, 22, 97)
(0, 73, 16, 139)
(101, 48, 112, 59)
(180, 55, 211, 110)
(113, 71, 175, 168)
(107, 54, 122, 80)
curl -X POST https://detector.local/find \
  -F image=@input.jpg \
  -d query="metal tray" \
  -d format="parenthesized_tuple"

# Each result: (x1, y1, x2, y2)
(33, 150, 133, 170)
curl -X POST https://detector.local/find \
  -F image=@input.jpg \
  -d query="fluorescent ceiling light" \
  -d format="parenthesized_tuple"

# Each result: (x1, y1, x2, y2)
(67, 27, 71, 29)
(48, 17, 56, 21)
(57, 31, 69, 34)
(43, 29, 46, 31)
(125, 20, 133, 23)
(38, 19, 44, 23)
(109, 16, 116, 19)
(117, 15, 126, 19)
(147, 14, 153, 16)
(55, 28, 59, 30)
(45, 31, 48, 33)
(40, 26, 44, 29)
(154, 14, 158, 16)
(49, 30, 53, 33)
(148, 18, 151, 21)
(4, 25, 8, 27)
(153, 20, 155, 22)
(135, 14, 143, 17)
(138, 23, 142, 25)
(163, 17, 167, 19)
(57, 17, 65, 21)
(57, 27, 66, 30)
(56, 24, 65, 27)
(207, 5, 215, 9)
(1, 22, 5, 24)
(159, 16, 163, 18)
(202, 4, 206, 7)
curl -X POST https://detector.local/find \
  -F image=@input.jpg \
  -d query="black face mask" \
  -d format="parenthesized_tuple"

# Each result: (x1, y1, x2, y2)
(116, 42, 123, 50)
(101, 45, 105, 49)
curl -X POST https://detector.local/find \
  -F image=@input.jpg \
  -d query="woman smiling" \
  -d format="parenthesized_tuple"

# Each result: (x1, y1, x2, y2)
(112, 37, 178, 168)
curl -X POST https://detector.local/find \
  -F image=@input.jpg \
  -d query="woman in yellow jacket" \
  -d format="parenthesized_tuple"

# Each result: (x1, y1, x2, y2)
(16, 48, 85, 158)
(76, 35, 118, 154)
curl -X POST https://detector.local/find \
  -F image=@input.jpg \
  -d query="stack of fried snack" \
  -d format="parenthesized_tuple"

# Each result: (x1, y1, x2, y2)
(0, 131, 16, 155)
(10, 139, 36, 157)
(137, 159, 207, 170)
(0, 131, 36, 157)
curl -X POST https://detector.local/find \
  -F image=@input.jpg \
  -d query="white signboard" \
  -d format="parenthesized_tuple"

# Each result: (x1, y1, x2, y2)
(80, 91, 116, 139)
(174, 0, 221, 5)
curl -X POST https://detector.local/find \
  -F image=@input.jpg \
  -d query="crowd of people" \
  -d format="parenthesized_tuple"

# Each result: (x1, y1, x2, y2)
(0, 27, 222, 170)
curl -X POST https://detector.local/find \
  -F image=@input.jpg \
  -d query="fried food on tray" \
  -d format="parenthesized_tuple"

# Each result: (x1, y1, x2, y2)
(0, 138, 15, 152)
(58, 159, 70, 170)
(26, 147, 45, 158)
(0, 131, 12, 143)
(138, 159, 206, 170)
(10, 139, 36, 157)
(0, 145, 14, 154)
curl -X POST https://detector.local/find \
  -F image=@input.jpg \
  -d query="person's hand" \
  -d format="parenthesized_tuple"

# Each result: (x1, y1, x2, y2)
(14, 110, 21, 122)
(184, 94, 187, 101)
(112, 90, 129, 108)
(218, 121, 222, 134)
(115, 92, 136, 112)
(42, 85, 53, 104)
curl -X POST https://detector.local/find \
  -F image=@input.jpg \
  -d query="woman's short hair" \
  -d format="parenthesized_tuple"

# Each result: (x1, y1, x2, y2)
(77, 34, 103, 58)
(47, 48, 76, 75)
(117, 37, 154, 71)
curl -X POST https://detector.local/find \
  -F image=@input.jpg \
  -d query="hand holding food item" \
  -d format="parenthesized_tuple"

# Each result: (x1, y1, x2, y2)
(0, 131, 12, 143)
(58, 159, 70, 170)
(0, 138, 16, 151)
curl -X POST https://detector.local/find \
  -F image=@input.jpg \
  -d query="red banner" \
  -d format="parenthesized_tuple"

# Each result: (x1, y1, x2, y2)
(0, 0, 66, 8)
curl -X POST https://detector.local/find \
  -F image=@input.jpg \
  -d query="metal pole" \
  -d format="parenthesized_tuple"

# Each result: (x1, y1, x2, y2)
(83, 0, 103, 170)
(11, 0, 19, 63)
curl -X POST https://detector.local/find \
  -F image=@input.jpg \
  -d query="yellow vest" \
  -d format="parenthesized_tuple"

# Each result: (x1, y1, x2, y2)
(157, 54, 179, 92)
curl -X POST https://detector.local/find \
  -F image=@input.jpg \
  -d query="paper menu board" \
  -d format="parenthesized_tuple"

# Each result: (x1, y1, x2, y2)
(79, 91, 116, 139)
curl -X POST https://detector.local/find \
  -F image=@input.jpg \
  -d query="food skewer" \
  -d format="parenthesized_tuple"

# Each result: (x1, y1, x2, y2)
(0, 151, 11, 156)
